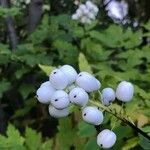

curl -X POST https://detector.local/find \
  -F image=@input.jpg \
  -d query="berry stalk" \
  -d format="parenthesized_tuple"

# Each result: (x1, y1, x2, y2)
(89, 100, 150, 141)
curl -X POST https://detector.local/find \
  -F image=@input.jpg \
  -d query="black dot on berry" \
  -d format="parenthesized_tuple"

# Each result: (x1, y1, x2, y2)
(79, 74, 82, 77)
(84, 113, 86, 116)
(100, 144, 103, 147)
(74, 95, 77, 98)
(55, 99, 58, 102)
(53, 72, 57, 74)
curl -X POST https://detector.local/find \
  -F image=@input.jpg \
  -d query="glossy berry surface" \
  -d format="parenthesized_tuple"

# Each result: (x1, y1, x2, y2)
(36, 85, 55, 104)
(60, 65, 77, 85)
(97, 129, 116, 149)
(40, 81, 52, 88)
(48, 105, 69, 118)
(82, 106, 103, 125)
(76, 72, 101, 92)
(51, 90, 70, 110)
(116, 81, 134, 102)
(49, 69, 68, 90)
(101, 88, 115, 105)
(69, 87, 89, 107)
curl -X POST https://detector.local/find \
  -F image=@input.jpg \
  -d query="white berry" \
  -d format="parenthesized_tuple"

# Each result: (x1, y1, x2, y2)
(80, 16, 88, 24)
(116, 81, 134, 102)
(86, 1, 94, 10)
(40, 81, 53, 88)
(82, 106, 103, 125)
(51, 90, 70, 110)
(60, 65, 77, 85)
(88, 12, 96, 19)
(101, 88, 115, 105)
(76, 72, 101, 92)
(72, 14, 79, 20)
(49, 69, 68, 90)
(79, 4, 87, 12)
(92, 6, 99, 15)
(69, 87, 89, 107)
(36, 85, 55, 104)
(97, 129, 116, 149)
(86, 1, 99, 15)
(48, 105, 69, 118)
(76, 9, 83, 17)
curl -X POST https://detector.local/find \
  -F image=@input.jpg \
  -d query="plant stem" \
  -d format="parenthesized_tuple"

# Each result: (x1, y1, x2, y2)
(89, 100, 150, 141)
(0, 0, 18, 50)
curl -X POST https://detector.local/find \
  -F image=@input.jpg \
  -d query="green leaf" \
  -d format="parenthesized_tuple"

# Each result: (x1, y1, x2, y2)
(142, 125, 150, 133)
(78, 53, 92, 73)
(0, 135, 7, 147)
(73, 27, 84, 38)
(139, 134, 150, 149)
(122, 137, 139, 150)
(56, 117, 77, 150)
(84, 138, 99, 150)
(114, 126, 133, 140)
(142, 21, 150, 31)
(53, 40, 79, 64)
(15, 67, 29, 79)
(0, 80, 11, 98)
(18, 84, 35, 99)
(78, 121, 97, 138)
(38, 64, 55, 76)
(6, 124, 24, 147)
(25, 127, 41, 150)
(12, 99, 36, 119)
(40, 140, 53, 150)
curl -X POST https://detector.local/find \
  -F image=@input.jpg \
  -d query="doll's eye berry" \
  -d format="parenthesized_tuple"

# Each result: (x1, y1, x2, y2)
(36, 64, 135, 149)
(97, 129, 116, 148)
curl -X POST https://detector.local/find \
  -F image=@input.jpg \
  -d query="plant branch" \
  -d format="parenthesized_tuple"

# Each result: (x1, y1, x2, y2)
(28, 0, 43, 33)
(0, 0, 18, 50)
(89, 100, 150, 141)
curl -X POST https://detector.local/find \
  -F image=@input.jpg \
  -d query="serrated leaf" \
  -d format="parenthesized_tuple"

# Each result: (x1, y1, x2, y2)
(56, 117, 77, 150)
(25, 127, 41, 150)
(6, 124, 24, 147)
(40, 140, 53, 150)
(0, 135, 7, 147)
(39, 64, 55, 76)
(78, 53, 92, 73)
(53, 40, 79, 64)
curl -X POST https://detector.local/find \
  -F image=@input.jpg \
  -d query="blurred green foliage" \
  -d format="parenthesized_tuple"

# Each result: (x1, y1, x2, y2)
(0, 1, 150, 150)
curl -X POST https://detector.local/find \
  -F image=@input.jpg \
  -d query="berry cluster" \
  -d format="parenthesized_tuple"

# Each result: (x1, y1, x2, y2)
(36, 64, 134, 149)
(72, 1, 99, 24)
